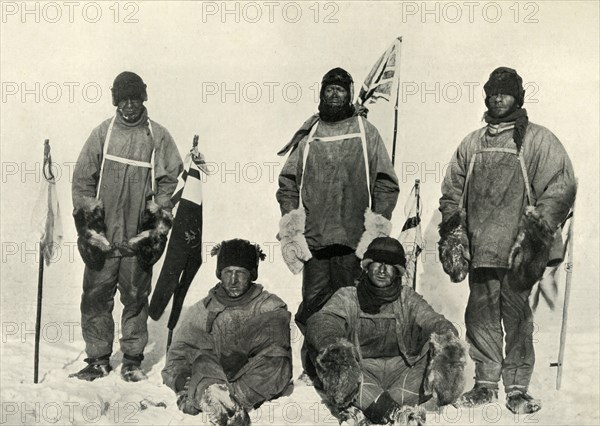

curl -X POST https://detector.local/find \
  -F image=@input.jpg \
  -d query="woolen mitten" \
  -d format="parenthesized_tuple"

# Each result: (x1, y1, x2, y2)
(279, 208, 312, 274)
(355, 208, 392, 259)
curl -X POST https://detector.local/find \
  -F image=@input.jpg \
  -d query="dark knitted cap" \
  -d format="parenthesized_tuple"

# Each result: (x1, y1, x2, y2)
(211, 239, 266, 281)
(361, 237, 407, 272)
(484, 67, 524, 107)
(321, 67, 354, 94)
(111, 71, 148, 106)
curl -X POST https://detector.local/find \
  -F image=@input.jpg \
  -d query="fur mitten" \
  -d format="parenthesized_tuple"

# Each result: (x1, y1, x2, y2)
(425, 331, 469, 406)
(508, 206, 556, 291)
(198, 383, 250, 425)
(316, 339, 361, 408)
(438, 208, 470, 283)
(279, 208, 312, 274)
(128, 201, 173, 270)
(355, 208, 392, 259)
(73, 197, 112, 271)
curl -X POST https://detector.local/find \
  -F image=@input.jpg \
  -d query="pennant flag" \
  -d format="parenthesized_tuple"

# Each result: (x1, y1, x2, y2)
(357, 36, 402, 106)
(398, 179, 424, 289)
(149, 136, 205, 334)
(31, 140, 63, 265)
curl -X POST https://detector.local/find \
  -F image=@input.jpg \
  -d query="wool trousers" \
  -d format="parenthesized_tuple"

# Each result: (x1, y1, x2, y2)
(80, 256, 151, 360)
(465, 268, 535, 392)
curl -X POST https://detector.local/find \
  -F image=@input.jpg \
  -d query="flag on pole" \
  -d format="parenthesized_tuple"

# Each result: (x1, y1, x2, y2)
(398, 179, 424, 289)
(31, 140, 63, 265)
(357, 36, 403, 106)
(149, 136, 206, 339)
(31, 139, 63, 383)
(355, 36, 402, 164)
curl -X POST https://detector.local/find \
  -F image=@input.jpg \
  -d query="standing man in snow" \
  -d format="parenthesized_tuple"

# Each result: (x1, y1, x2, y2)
(276, 67, 399, 382)
(438, 67, 576, 413)
(162, 239, 292, 424)
(70, 71, 183, 382)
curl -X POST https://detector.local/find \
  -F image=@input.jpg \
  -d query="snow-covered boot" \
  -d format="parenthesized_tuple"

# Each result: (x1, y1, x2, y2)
(69, 356, 112, 381)
(459, 384, 498, 407)
(121, 364, 147, 382)
(390, 405, 426, 426)
(199, 383, 251, 426)
(506, 390, 541, 414)
(121, 354, 147, 382)
(339, 406, 369, 426)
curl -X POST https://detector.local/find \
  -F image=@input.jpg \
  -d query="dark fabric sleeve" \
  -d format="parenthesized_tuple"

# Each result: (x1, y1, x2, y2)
(161, 305, 220, 393)
(405, 287, 458, 338)
(439, 136, 470, 222)
(153, 126, 183, 212)
(527, 127, 577, 229)
(72, 125, 104, 207)
(276, 141, 303, 216)
(366, 122, 399, 219)
(306, 290, 351, 351)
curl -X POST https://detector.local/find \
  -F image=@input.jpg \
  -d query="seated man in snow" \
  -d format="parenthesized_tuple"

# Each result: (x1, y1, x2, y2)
(306, 237, 468, 426)
(162, 239, 292, 424)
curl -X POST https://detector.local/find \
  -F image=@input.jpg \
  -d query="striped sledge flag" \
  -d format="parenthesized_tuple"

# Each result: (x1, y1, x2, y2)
(150, 136, 206, 336)
(357, 36, 402, 106)
(398, 179, 424, 289)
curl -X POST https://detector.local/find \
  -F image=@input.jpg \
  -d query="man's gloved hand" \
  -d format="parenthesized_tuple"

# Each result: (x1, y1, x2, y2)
(127, 200, 173, 270)
(279, 208, 312, 274)
(507, 207, 555, 291)
(73, 197, 113, 271)
(438, 208, 470, 283)
(176, 376, 201, 415)
(426, 330, 469, 406)
(316, 339, 362, 408)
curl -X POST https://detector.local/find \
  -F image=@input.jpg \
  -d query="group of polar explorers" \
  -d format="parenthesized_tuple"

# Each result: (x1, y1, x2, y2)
(69, 67, 576, 426)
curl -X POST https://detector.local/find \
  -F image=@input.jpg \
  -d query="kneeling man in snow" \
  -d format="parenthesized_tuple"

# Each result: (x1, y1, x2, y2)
(162, 239, 292, 424)
(307, 237, 468, 425)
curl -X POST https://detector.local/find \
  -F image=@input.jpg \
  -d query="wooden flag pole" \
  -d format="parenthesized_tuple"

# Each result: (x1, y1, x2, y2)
(391, 37, 403, 166)
(34, 139, 52, 383)
(552, 205, 575, 390)
(34, 244, 44, 383)
(412, 179, 420, 291)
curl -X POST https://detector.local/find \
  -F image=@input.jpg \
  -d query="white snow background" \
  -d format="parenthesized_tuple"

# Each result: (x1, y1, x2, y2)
(1, 1, 599, 425)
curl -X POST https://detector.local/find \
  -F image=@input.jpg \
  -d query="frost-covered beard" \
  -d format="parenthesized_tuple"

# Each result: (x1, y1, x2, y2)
(318, 97, 355, 122)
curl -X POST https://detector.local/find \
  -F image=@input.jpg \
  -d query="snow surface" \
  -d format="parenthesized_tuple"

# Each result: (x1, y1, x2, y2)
(2, 2, 599, 425)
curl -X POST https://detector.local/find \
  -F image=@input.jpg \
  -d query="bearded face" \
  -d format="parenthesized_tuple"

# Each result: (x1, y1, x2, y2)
(319, 84, 354, 122)
(117, 99, 144, 123)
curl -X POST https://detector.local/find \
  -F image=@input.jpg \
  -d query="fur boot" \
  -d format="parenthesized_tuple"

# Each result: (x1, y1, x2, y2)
(390, 405, 426, 426)
(316, 339, 362, 409)
(279, 208, 312, 274)
(438, 208, 470, 283)
(73, 197, 112, 271)
(508, 206, 555, 291)
(128, 201, 173, 270)
(355, 208, 392, 259)
(426, 331, 469, 406)
(199, 383, 251, 426)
